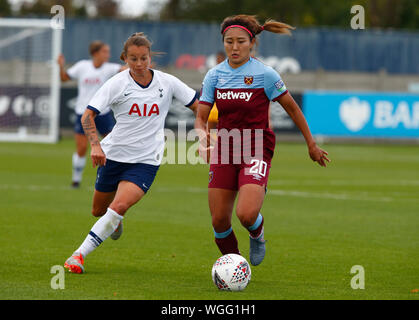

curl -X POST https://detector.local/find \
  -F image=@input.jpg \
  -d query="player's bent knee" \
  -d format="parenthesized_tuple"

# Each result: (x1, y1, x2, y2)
(91, 207, 107, 217)
(236, 209, 259, 228)
(109, 202, 129, 216)
(211, 215, 231, 231)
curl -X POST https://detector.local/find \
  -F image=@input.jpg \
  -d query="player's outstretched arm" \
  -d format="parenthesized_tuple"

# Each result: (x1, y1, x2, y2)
(277, 92, 331, 167)
(57, 54, 71, 82)
(81, 108, 106, 168)
(188, 99, 199, 116)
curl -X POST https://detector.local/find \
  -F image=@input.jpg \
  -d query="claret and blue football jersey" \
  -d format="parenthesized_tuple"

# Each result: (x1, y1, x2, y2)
(199, 57, 288, 162)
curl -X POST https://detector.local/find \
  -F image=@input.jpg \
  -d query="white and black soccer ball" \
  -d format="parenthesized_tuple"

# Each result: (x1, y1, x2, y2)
(211, 254, 251, 291)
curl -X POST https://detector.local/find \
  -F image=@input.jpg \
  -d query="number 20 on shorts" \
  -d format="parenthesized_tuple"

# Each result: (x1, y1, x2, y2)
(249, 159, 267, 177)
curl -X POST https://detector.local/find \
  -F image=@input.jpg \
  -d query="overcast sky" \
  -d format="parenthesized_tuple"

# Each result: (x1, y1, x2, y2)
(119, 0, 165, 17)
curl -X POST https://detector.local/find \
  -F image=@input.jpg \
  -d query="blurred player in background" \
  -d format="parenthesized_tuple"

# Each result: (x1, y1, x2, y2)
(195, 14, 330, 266)
(64, 32, 198, 274)
(57, 41, 127, 188)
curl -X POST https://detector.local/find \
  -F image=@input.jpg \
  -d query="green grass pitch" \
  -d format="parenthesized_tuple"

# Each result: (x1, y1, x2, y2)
(0, 138, 418, 300)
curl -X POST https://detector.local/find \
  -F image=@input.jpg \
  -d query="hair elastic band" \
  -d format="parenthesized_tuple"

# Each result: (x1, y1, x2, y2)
(222, 24, 254, 38)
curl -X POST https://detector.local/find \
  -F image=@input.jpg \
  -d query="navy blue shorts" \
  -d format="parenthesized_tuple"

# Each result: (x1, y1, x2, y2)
(95, 159, 160, 193)
(74, 112, 115, 135)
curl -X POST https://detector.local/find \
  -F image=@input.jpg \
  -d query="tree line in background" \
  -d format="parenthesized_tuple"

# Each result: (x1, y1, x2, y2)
(1, 0, 418, 30)
(157, 0, 419, 29)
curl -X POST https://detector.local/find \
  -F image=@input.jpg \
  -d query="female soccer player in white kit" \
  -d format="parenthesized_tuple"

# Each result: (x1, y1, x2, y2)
(64, 33, 198, 274)
(58, 41, 126, 188)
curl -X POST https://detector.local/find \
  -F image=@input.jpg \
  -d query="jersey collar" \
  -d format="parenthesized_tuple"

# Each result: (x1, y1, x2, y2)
(130, 69, 154, 89)
(226, 57, 253, 72)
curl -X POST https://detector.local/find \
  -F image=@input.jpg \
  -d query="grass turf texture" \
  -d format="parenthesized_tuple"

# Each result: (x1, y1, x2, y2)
(0, 138, 418, 300)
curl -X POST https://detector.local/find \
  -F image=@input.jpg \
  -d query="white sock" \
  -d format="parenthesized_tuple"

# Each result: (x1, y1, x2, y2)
(72, 153, 86, 183)
(76, 208, 123, 258)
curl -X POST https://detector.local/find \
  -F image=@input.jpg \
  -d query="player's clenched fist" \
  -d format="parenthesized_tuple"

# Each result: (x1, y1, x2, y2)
(198, 132, 213, 163)
(90, 145, 106, 168)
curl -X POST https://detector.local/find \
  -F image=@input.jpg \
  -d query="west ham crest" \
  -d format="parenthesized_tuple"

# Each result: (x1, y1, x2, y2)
(244, 76, 253, 85)
(209, 171, 214, 183)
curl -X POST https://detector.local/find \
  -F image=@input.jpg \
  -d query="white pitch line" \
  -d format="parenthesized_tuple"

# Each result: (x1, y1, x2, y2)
(269, 179, 419, 187)
(155, 186, 409, 203)
(0, 184, 94, 192)
(0, 184, 417, 203)
(266, 189, 394, 202)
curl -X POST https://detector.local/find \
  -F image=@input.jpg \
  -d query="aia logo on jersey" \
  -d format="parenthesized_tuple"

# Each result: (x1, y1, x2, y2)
(129, 103, 160, 116)
(244, 76, 253, 85)
(84, 78, 101, 85)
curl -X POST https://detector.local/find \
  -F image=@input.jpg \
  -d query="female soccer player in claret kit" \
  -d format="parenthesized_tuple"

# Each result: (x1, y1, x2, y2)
(58, 41, 127, 188)
(195, 15, 330, 266)
(64, 33, 198, 274)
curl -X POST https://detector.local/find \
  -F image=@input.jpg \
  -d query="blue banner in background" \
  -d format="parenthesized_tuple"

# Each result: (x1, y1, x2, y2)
(303, 91, 419, 138)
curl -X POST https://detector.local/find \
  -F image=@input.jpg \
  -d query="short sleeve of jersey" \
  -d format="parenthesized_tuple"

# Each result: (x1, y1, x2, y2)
(168, 74, 197, 106)
(264, 66, 288, 101)
(199, 69, 216, 106)
(66, 60, 84, 80)
(87, 77, 119, 114)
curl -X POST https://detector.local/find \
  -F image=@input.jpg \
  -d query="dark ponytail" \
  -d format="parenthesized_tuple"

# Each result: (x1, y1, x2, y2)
(221, 15, 295, 39)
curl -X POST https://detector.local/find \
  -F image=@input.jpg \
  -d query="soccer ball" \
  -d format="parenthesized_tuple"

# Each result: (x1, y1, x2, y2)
(211, 254, 251, 291)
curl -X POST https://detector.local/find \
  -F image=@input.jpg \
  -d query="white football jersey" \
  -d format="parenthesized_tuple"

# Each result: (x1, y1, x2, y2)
(67, 60, 121, 115)
(88, 69, 197, 165)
